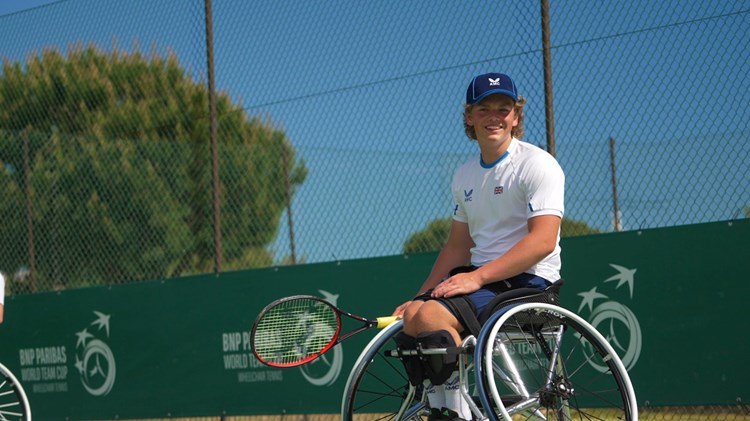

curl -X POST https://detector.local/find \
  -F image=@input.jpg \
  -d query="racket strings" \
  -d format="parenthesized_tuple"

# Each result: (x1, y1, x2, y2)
(253, 298, 338, 365)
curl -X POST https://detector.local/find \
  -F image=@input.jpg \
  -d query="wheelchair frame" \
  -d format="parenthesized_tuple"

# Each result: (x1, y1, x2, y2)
(341, 302, 637, 421)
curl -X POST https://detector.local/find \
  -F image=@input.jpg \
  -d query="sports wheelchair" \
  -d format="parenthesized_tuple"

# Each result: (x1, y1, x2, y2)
(340, 283, 638, 421)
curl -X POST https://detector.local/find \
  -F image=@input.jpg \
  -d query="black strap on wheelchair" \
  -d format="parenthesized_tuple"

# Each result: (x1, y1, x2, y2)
(442, 296, 482, 338)
(436, 265, 483, 337)
(410, 292, 483, 340)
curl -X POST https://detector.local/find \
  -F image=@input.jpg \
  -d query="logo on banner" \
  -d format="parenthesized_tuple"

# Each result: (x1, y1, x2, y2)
(299, 290, 344, 387)
(75, 311, 116, 396)
(576, 264, 642, 373)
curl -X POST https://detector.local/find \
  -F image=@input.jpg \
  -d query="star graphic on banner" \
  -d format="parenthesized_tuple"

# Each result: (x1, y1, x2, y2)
(91, 311, 111, 337)
(319, 290, 339, 307)
(76, 328, 94, 348)
(604, 264, 636, 298)
(577, 286, 608, 313)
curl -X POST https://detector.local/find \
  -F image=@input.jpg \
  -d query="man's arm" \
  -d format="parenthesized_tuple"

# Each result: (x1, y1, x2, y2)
(417, 220, 474, 294)
(392, 220, 473, 316)
(432, 214, 561, 298)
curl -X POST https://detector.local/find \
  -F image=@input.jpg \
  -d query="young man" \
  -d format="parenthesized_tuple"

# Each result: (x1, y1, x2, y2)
(393, 73, 565, 420)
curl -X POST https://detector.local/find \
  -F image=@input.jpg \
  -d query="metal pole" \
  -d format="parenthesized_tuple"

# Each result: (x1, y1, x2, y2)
(282, 145, 297, 264)
(22, 130, 37, 292)
(541, 0, 556, 157)
(205, 0, 222, 273)
(609, 137, 622, 231)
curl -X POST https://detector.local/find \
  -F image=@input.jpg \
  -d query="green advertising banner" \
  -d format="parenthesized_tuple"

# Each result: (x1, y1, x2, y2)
(0, 219, 747, 419)
(559, 219, 749, 407)
(0, 253, 436, 419)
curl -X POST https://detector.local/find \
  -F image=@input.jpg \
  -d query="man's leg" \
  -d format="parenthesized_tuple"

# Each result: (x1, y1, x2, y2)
(403, 301, 471, 420)
(402, 300, 463, 344)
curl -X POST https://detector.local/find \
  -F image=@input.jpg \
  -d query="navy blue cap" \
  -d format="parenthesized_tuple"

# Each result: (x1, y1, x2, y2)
(466, 73, 518, 104)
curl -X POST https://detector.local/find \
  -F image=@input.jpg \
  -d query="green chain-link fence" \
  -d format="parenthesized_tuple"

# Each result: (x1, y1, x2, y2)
(0, 1, 748, 418)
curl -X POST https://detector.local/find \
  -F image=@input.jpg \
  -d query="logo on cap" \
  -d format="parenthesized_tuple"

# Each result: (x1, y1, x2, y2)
(466, 72, 518, 104)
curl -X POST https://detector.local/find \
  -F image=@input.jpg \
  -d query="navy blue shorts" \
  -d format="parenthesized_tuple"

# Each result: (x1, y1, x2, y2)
(417, 269, 553, 319)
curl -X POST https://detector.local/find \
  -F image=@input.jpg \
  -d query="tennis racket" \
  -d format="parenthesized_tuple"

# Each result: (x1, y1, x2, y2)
(251, 295, 399, 368)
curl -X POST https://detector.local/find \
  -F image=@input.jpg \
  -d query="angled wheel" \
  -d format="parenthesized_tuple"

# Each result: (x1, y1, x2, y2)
(0, 362, 31, 421)
(475, 303, 637, 421)
(341, 320, 430, 420)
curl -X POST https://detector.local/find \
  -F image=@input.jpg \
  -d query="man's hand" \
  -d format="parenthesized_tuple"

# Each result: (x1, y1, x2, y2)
(431, 273, 482, 298)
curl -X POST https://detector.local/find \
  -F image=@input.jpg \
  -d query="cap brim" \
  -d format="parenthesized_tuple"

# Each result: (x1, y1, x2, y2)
(471, 89, 518, 104)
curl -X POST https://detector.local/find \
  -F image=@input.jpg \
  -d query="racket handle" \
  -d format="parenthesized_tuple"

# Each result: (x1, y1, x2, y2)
(375, 316, 400, 328)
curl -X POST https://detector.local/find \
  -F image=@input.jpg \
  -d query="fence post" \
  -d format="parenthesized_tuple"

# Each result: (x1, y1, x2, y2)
(609, 136, 622, 231)
(22, 129, 37, 292)
(540, 0, 556, 157)
(204, 0, 223, 273)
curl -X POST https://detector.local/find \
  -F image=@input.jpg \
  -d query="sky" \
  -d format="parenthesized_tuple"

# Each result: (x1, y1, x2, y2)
(0, 0, 59, 16)
(0, 0, 747, 264)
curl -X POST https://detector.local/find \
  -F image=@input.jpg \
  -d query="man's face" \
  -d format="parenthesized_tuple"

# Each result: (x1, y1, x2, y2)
(465, 94, 517, 144)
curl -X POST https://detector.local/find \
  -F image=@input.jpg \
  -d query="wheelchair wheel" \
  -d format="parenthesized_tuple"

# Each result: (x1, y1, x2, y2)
(341, 320, 430, 420)
(475, 303, 637, 421)
(0, 362, 32, 421)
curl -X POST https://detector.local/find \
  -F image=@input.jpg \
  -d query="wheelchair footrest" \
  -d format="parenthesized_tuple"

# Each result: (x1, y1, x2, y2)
(384, 345, 471, 358)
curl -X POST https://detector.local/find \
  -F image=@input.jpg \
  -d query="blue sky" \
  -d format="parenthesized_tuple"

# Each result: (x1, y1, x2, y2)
(0, 0, 59, 16)
(1, 1, 747, 264)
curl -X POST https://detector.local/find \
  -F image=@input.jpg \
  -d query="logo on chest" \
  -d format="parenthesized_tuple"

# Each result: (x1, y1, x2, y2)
(464, 186, 504, 202)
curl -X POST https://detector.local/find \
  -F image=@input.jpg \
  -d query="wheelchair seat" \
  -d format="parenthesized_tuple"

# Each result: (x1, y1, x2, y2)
(478, 279, 563, 325)
(453, 279, 564, 338)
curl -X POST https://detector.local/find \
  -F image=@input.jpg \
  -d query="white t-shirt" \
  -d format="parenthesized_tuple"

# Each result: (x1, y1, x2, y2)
(451, 138, 565, 282)
(0, 273, 5, 305)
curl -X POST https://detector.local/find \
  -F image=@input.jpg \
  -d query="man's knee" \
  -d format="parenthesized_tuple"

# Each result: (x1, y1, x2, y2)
(404, 300, 460, 336)
(402, 300, 424, 324)
(412, 300, 450, 323)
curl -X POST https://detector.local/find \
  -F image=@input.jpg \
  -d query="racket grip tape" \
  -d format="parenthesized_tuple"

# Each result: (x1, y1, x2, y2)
(375, 316, 400, 328)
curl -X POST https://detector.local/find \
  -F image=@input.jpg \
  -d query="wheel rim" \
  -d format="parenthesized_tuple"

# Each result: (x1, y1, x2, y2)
(477, 303, 637, 421)
(342, 321, 429, 420)
(0, 362, 31, 421)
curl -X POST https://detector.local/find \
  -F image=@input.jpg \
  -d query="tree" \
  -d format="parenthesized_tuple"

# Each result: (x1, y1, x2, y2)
(0, 45, 306, 289)
(402, 217, 601, 254)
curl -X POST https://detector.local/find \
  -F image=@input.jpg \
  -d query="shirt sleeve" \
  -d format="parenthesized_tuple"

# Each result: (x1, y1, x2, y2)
(524, 153, 565, 219)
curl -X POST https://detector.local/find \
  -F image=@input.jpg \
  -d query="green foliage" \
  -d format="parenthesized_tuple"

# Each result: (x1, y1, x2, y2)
(0, 45, 307, 289)
(402, 219, 452, 254)
(402, 217, 601, 254)
(560, 218, 601, 237)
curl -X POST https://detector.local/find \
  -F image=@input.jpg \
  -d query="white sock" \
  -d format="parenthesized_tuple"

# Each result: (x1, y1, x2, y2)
(423, 379, 445, 412)
(443, 371, 471, 419)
